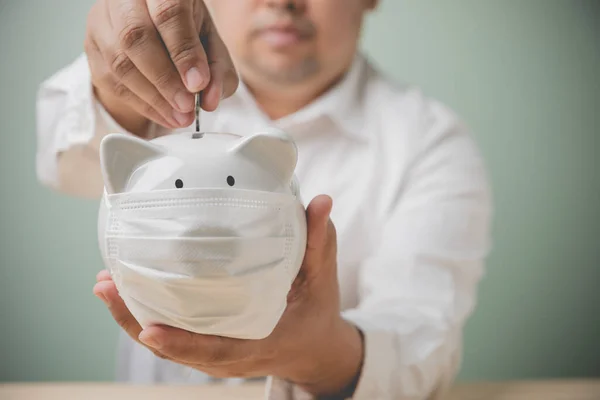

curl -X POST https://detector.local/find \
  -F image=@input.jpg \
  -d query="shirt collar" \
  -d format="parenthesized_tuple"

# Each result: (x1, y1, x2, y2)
(231, 52, 369, 141)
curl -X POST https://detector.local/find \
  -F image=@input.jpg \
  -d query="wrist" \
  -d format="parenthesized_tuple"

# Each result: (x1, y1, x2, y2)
(293, 318, 365, 398)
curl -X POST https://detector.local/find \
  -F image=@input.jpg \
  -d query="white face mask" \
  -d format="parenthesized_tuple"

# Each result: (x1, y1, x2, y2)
(97, 129, 307, 340)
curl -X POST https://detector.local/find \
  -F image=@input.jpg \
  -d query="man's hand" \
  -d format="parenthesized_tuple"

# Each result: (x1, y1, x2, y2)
(94, 195, 364, 397)
(84, 0, 238, 135)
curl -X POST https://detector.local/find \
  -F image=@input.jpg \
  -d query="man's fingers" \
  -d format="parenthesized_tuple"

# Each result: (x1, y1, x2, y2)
(139, 325, 256, 365)
(200, 24, 238, 111)
(89, 2, 182, 127)
(96, 269, 112, 282)
(200, 61, 224, 112)
(104, 60, 182, 128)
(146, 0, 210, 93)
(93, 280, 184, 363)
(110, 0, 195, 121)
(210, 35, 238, 100)
(91, 47, 178, 128)
(93, 280, 143, 343)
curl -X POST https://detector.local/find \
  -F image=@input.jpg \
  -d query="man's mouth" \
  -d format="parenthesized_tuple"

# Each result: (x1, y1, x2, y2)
(261, 27, 303, 47)
(254, 19, 314, 48)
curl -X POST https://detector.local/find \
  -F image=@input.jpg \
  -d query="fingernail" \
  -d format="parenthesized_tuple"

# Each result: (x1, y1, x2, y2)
(139, 332, 161, 349)
(173, 110, 191, 126)
(185, 67, 204, 92)
(174, 90, 194, 112)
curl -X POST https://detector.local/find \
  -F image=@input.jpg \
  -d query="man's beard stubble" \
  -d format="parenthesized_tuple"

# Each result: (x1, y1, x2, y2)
(244, 55, 319, 85)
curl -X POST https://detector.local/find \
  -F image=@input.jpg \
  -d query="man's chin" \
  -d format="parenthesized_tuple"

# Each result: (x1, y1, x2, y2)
(244, 56, 319, 85)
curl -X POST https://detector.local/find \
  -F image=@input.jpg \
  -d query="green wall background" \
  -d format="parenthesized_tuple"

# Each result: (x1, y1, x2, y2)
(1, 0, 598, 383)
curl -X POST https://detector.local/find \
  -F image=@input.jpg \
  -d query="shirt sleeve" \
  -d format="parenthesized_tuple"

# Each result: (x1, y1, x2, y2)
(266, 108, 493, 399)
(35, 53, 160, 199)
(36, 53, 96, 192)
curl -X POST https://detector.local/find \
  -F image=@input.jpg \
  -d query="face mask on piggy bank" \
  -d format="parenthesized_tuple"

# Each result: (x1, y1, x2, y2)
(97, 129, 307, 340)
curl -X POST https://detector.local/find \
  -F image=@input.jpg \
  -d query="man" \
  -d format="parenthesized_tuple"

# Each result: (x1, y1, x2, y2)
(35, 0, 493, 398)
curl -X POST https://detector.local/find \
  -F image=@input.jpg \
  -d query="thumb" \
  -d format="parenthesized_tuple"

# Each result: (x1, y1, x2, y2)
(302, 195, 335, 277)
(305, 194, 333, 252)
(287, 195, 334, 302)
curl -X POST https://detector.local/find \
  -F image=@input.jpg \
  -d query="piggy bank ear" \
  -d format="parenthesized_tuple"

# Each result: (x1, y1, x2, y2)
(229, 128, 298, 183)
(99, 133, 164, 194)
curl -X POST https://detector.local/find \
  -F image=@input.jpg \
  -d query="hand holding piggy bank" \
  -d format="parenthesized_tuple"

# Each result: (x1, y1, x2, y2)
(97, 129, 307, 340)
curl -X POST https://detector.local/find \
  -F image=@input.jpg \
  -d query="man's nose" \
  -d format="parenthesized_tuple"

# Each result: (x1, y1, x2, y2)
(265, 0, 306, 14)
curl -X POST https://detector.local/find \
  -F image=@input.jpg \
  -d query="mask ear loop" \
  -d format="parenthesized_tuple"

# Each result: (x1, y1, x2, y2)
(102, 187, 121, 284)
(290, 175, 303, 205)
(103, 187, 112, 210)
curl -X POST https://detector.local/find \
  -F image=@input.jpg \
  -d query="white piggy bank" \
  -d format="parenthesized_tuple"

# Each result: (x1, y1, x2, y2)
(97, 129, 307, 339)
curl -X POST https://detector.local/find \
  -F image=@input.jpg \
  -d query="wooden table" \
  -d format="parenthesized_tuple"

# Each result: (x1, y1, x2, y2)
(1, 380, 600, 399)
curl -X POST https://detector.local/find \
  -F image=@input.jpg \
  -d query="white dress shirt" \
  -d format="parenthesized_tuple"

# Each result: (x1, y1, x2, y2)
(36, 52, 493, 399)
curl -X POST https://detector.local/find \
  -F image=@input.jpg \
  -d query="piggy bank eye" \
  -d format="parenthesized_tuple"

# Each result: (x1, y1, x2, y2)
(175, 179, 184, 189)
(227, 176, 235, 186)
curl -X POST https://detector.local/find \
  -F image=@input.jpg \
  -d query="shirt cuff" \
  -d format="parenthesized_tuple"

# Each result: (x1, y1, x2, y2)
(264, 320, 454, 400)
(264, 322, 368, 400)
(345, 328, 392, 399)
